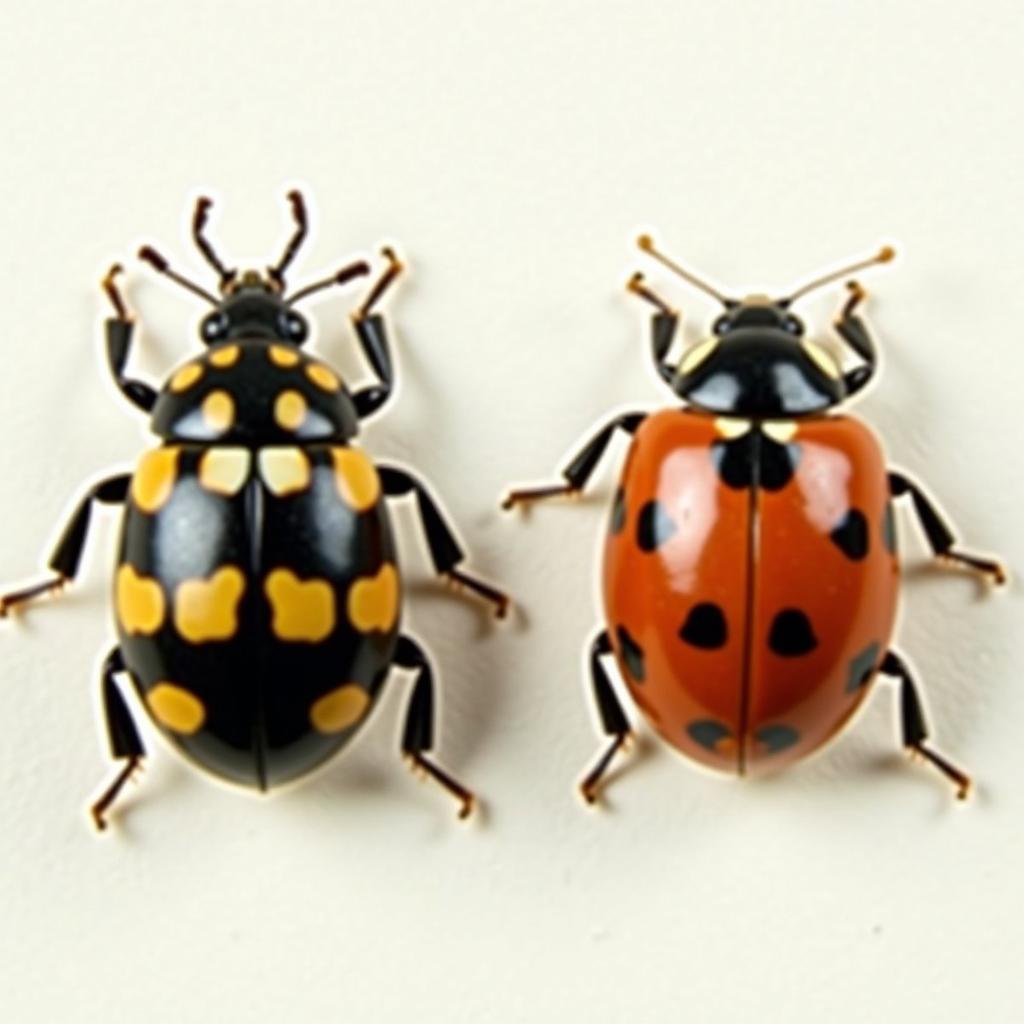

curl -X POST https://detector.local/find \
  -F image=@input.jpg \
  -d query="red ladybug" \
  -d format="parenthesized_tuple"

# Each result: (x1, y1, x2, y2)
(504, 236, 1005, 802)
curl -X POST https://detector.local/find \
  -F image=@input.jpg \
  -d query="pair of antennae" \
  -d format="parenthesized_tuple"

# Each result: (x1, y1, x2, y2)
(637, 234, 895, 306)
(138, 191, 368, 307)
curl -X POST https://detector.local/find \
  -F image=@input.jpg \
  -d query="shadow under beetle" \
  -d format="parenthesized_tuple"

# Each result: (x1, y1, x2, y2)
(504, 235, 1005, 803)
(1, 192, 508, 828)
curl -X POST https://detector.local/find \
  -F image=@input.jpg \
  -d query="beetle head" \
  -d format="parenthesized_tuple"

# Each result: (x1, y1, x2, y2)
(200, 271, 309, 345)
(636, 237, 893, 418)
(137, 191, 369, 348)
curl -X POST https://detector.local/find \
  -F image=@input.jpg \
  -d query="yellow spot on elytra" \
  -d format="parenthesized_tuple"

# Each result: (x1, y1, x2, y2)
(198, 448, 251, 496)
(146, 683, 205, 735)
(332, 448, 380, 511)
(258, 448, 311, 496)
(763, 420, 798, 443)
(265, 569, 336, 642)
(209, 344, 241, 368)
(202, 390, 235, 433)
(305, 363, 341, 392)
(268, 344, 301, 368)
(347, 564, 399, 633)
(714, 417, 752, 439)
(174, 566, 246, 643)
(170, 362, 204, 392)
(680, 337, 718, 374)
(274, 390, 308, 431)
(802, 339, 841, 379)
(131, 447, 179, 513)
(115, 564, 166, 635)
(310, 684, 370, 734)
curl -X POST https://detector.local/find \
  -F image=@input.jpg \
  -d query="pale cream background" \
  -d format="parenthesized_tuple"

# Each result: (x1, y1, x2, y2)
(0, 2, 1021, 1021)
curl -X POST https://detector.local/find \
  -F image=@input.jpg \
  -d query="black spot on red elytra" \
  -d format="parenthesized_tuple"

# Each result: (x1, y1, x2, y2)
(686, 719, 733, 752)
(846, 641, 881, 692)
(830, 508, 869, 560)
(679, 603, 728, 649)
(882, 502, 898, 555)
(710, 430, 800, 491)
(616, 625, 645, 682)
(768, 609, 818, 657)
(609, 486, 626, 535)
(636, 500, 676, 552)
(755, 724, 799, 753)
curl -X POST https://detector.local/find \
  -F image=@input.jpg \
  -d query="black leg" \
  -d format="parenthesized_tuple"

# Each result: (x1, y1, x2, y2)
(102, 265, 158, 414)
(393, 634, 475, 819)
(91, 647, 147, 831)
(627, 272, 680, 386)
(579, 630, 634, 804)
(379, 465, 509, 618)
(833, 280, 878, 397)
(352, 249, 403, 420)
(502, 411, 647, 509)
(0, 473, 131, 617)
(889, 471, 1006, 584)
(879, 649, 971, 799)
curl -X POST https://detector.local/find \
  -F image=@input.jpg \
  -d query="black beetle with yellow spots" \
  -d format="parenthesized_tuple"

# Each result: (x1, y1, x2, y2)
(0, 192, 508, 828)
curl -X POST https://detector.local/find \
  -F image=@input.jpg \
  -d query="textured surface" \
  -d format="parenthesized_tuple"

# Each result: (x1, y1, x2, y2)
(1, 2, 1022, 1022)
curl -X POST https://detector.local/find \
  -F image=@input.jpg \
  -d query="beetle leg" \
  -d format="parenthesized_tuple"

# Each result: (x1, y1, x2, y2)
(579, 630, 635, 805)
(627, 273, 680, 386)
(350, 314, 394, 419)
(0, 473, 131, 617)
(90, 647, 147, 831)
(502, 411, 647, 509)
(102, 264, 158, 414)
(379, 464, 509, 618)
(356, 246, 403, 318)
(350, 249, 405, 420)
(0, 576, 66, 618)
(394, 634, 475, 819)
(889, 471, 1006, 585)
(627, 271, 674, 316)
(833, 281, 877, 398)
(879, 649, 971, 800)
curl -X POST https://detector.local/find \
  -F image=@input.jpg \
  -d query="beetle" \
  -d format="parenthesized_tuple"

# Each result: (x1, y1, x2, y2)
(504, 235, 1005, 803)
(0, 192, 508, 828)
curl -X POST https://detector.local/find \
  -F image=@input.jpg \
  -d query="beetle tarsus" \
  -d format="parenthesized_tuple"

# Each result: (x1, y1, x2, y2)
(356, 247, 405, 320)
(627, 272, 675, 316)
(101, 263, 130, 321)
(841, 279, 867, 320)
(579, 732, 632, 805)
(908, 743, 972, 801)
(445, 568, 510, 619)
(406, 753, 475, 820)
(939, 549, 1008, 586)
(501, 483, 579, 510)
(0, 574, 67, 618)
(90, 755, 144, 832)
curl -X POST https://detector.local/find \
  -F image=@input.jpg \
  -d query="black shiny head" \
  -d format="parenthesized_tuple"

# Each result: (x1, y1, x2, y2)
(637, 237, 894, 418)
(680, 295, 844, 417)
(138, 191, 370, 349)
(200, 272, 309, 345)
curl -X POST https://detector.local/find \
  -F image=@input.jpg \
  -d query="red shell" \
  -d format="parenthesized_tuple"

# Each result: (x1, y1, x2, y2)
(602, 408, 899, 775)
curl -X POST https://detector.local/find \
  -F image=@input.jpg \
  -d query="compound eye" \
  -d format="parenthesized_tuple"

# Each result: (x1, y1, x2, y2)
(280, 310, 308, 344)
(201, 312, 230, 344)
(712, 314, 732, 335)
(783, 315, 804, 335)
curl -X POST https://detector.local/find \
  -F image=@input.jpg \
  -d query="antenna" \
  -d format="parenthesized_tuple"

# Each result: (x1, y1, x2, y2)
(138, 246, 219, 306)
(785, 245, 895, 304)
(637, 235, 733, 306)
(269, 190, 309, 286)
(192, 196, 236, 286)
(287, 260, 371, 305)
